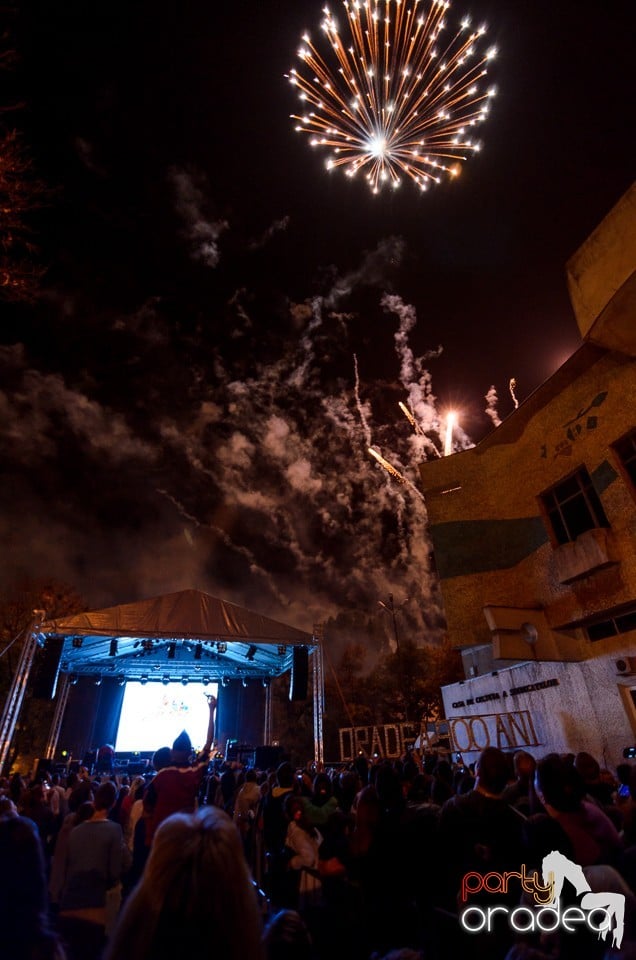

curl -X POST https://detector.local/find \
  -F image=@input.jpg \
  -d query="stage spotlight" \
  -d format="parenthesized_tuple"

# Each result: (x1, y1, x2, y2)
(221, 677, 229, 687)
(202, 677, 211, 686)
(242, 677, 249, 688)
(109, 639, 118, 657)
(194, 644, 202, 660)
(262, 678, 270, 688)
(140, 676, 148, 685)
(217, 642, 227, 654)
(245, 645, 257, 661)
(94, 677, 102, 686)
(162, 676, 170, 685)
(182, 677, 189, 686)
(167, 643, 177, 660)
(277, 645, 286, 657)
(117, 676, 126, 686)
(69, 675, 78, 686)
(71, 636, 83, 649)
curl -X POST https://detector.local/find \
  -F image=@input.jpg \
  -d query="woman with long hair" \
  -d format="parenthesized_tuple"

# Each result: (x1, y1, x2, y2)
(105, 804, 264, 960)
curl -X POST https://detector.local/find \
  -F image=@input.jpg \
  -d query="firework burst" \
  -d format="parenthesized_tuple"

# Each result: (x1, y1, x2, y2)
(288, 0, 497, 193)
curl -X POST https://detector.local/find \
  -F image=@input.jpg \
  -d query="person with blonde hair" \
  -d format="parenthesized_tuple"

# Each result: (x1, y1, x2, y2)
(104, 804, 265, 960)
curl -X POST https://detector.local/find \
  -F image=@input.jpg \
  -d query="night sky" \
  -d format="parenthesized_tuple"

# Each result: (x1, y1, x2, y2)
(1, 0, 634, 645)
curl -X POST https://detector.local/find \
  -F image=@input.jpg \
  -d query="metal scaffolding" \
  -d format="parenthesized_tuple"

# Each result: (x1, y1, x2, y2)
(0, 612, 45, 773)
(45, 673, 71, 760)
(312, 624, 325, 765)
(263, 680, 273, 745)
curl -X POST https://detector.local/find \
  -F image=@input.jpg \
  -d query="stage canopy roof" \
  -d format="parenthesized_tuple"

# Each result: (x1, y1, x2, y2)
(37, 589, 314, 684)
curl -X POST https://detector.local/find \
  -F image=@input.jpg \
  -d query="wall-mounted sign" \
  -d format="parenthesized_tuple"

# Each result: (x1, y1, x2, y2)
(338, 722, 420, 761)
(451, 677, 559, 709)
(448, 710, 541, 754)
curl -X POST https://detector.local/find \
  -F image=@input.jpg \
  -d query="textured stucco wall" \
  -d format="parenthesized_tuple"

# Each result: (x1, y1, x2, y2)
(420, 346, 636, 649)
(442, 642, 636, 769)
(567, 182, 636, 346)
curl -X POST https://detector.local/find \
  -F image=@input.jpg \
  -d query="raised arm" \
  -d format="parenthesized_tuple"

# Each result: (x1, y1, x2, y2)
(202, 694, 217, 754)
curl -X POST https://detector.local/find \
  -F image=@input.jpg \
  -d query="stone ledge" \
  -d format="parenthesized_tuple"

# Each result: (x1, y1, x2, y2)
(553, 526, 618, 585)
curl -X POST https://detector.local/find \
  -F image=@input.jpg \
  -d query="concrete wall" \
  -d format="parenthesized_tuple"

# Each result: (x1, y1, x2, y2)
(420, 184, 636, 663)
(423, 185, 636, 771)
(420, 344, 636, 656)
(442, 637, 636, 769)
(567, 181, 636, 355)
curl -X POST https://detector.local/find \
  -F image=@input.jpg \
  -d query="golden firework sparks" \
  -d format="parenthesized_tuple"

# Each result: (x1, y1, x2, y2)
(443, 409, 456, 456)
(288, 0, 497, 193)
(368, 445, 407, 482)
(398, 400, 421, 433)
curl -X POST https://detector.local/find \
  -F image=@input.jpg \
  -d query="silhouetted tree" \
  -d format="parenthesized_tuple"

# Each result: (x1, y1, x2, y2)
(0, 8, 48, 301)
(0, 577, 84, 774)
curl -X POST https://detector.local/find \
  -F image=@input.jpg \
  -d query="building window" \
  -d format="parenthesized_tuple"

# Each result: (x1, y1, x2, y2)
(587, 606, 636, 642)
(541, 466, 609, 545)
(613, 429, 636, 487)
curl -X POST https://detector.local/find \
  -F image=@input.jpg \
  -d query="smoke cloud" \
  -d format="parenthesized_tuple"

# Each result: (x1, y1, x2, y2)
(1, 228, 454, 652)
(169, 166, 228, 267)
(484, 385, 502, 427)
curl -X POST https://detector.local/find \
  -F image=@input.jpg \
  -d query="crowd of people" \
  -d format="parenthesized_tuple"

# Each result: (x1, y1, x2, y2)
(2, 695, 636, 960)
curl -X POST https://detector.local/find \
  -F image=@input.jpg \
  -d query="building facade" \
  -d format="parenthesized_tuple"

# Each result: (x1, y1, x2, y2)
(420, 183, 636, 767)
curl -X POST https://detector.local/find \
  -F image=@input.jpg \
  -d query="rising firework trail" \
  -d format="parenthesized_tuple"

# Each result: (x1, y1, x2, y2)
(444, 409, 456, 455)
(288, 0, 497, 193)
(368, 445, 407, 482)
(398, 400, 424, 434)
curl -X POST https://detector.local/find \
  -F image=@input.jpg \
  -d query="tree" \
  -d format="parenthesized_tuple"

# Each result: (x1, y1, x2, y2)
(0, 8, 48, 302)
(269, 671, 315, 766)
(0, 578, 84, 775)
(320, 631, 463, 759)
(363, 638, 462, 725)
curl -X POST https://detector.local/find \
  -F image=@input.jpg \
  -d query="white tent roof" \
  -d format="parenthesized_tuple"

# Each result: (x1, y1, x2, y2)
(39, 589, 314, 682)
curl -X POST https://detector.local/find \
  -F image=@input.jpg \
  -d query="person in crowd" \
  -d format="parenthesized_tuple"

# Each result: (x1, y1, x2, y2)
(47, 773, 69, 823)
(574, 750, 616, 807)
(95, 743, 115, 776)
(302, 771, 339, 830)
(501, 750, 537, 815)
(620, 766, 636, 847)
(535, 752, 623, 867)
(109, 781, 129, 824)
(333, 768, 359, 814)
(284, 793, 323, 913)
(104, 805, 265, 960)
(234, 767, 261, 863)
(119, 777, 141, 845)
(57, 780, 128, 960)
(439, 747, 525, 904)
(20, 781, 58, 859)
(220, 763, 238, 816)
(0, 795, 18, 817)
(143, 694, 216, 846)
(616, 762, 634, 803)
(49, 792, 96, 909)
(263, 909, 313, 960)
(430, 759, 455, 805)
(121, 779, 151, 899)
(262, 760, 298, 907)
(1, 806, 68, 960)
(9, 770, 27, 806)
